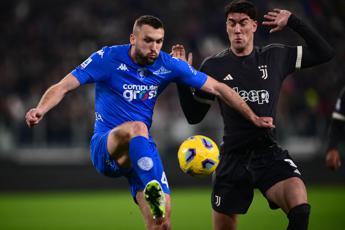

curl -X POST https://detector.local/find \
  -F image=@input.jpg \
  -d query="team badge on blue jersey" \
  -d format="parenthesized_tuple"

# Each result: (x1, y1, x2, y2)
(137, 68, 147, 80)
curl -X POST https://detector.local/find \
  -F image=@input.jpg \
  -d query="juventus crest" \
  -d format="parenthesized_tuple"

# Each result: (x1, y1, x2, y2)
(258, 65, 268, 80)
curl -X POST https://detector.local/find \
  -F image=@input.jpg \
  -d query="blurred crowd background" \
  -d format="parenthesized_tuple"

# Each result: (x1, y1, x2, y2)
(1, 0, 345, 188)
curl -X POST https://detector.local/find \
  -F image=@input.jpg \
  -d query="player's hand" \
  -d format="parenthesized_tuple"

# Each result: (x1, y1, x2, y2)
(170, 44, 193, 65)
(325, 149, 342, 170)
(253, 116, 275, 128)
(25, 108, 44, 127)
(262, 9, 292, 33)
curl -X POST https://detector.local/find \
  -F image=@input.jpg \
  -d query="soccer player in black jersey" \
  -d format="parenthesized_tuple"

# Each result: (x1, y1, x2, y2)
(173, 0, 334, 229)
(325, 87, 345, 170)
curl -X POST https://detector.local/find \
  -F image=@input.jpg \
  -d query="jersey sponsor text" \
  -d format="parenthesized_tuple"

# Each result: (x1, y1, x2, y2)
(122, 84, 158, 102)
(233, 87, 269, 104)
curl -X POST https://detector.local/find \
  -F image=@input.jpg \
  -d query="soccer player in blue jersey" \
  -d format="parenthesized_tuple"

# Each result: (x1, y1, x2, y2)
(25, 15, 274, 230)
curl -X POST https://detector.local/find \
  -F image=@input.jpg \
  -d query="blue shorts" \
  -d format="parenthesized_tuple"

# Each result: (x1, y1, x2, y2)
(90, 131, 170, 199)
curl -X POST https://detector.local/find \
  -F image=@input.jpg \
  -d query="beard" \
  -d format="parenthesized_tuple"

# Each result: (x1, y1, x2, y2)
(134, 47, 157, 66)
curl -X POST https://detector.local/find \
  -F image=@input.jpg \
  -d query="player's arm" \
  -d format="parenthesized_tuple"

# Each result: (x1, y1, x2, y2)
(176, 84, 212, 124)
(325, 88, 345, 170)
(25, 73, 80, 127)
(172, 44, 212, 124)
(200, 76, 274, 128)
(262, 9, 334, 67)
(325, 118, 343, 170)
(171, 45, 274, 128)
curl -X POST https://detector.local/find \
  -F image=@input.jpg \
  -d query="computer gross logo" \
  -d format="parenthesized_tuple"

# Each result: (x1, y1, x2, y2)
(122, 84, 158, 102)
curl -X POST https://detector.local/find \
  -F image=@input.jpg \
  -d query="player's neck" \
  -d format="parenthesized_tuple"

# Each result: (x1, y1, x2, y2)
(129, 47, 140, 64)
(230, 44, 254, 57)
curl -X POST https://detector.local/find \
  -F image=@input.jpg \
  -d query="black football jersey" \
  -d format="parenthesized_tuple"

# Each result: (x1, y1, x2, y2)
(196, 44, 302, 148)
(326, 87, 345, 150)
(332, 88, 345, 122)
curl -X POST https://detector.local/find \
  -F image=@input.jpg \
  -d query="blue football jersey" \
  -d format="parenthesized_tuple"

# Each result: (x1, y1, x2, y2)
(71, 44, 207, 134)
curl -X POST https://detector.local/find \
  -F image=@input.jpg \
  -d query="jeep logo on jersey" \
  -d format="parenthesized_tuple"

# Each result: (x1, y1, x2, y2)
(233, 87, 269, 104)
(122, 84, 158, 102)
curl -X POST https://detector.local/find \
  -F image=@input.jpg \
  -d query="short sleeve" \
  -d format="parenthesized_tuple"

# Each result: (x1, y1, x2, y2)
(279, 45, 299, 77)
(265, 44, 299, 80)
(71, 47, 110, 85)
(169, 57, 208, 90)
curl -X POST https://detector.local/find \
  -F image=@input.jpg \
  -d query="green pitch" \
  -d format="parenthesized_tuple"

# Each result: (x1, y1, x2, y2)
(0, 186, 344, 229)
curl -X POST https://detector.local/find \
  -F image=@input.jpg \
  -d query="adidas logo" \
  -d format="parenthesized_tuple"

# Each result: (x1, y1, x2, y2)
(153, 66, 171, 75)
(223, 74, 233, 81)
(294, 169, 301, 175)
(117, 63, 129, 71)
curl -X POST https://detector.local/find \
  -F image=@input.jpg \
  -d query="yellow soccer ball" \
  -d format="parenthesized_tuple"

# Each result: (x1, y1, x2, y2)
(177, 135, 220, 176)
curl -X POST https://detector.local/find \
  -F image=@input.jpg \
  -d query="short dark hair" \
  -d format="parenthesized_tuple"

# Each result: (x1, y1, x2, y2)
(133, 15, 164, 32)
(224, 0, 257, 20)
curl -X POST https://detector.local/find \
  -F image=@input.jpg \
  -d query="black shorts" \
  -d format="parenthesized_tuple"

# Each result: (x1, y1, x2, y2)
(211, 135, 304, 215)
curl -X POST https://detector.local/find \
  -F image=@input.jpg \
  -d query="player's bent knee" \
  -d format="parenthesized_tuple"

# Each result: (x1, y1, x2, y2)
(129, 121, 148, 137)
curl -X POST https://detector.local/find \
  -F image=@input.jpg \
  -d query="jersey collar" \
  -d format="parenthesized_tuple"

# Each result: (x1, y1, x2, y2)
(229, 47, 255, 60)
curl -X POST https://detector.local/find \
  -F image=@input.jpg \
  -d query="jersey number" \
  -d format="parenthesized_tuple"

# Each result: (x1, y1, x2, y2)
(161, 171, 169, 188)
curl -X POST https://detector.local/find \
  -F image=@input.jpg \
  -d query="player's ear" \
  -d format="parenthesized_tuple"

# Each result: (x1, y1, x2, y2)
(130, 33, 136, 45)
(252, 20, 258, 32)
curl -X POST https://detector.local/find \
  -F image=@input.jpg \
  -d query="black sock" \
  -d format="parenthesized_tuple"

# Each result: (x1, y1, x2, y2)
(287, 203, 311, 230)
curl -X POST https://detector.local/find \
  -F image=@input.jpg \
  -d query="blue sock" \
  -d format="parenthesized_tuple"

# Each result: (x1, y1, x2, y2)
(129, 136, 158, 187)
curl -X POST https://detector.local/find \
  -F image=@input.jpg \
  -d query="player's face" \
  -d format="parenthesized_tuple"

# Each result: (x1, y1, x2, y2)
(226, 13, 257, 55)
(130, 25, 164, 65)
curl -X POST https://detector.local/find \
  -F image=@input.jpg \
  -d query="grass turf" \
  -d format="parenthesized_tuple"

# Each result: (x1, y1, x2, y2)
(0, 186, 344, 229)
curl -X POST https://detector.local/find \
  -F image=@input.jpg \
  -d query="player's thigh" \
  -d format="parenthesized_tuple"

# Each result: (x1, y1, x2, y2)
(107, 121, 149, 167)
(212, 210, 237, 230)
(136, 191, 171, 227)
(265, 177, 307, 214)
(257, 147, 307, 213)
(212, 151, 254, 214)
(90, 131, 131, 177)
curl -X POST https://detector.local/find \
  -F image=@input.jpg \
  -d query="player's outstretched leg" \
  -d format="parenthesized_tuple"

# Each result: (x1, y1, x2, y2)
(144, 180, 166, 219)
(107, 121, 162, 187)
(137, 191, 171, 230)
(129, 135, 159, 185)
(265, 177, 309, 230)
(107, 121, 170, 228)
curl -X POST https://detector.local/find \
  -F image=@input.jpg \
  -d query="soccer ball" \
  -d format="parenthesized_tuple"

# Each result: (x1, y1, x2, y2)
(177, 135, 220, 176)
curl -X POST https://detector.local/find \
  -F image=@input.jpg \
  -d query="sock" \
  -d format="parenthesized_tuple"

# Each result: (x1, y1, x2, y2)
(129, 136, 158, 187)
(287, 203, 311, 230)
